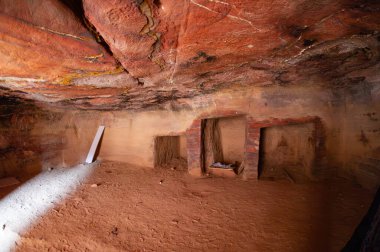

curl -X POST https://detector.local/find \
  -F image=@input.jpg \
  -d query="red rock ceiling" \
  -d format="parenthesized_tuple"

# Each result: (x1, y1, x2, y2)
(0, 0, 379, 109)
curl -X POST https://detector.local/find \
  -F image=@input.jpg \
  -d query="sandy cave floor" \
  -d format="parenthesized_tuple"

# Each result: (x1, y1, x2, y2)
(6, 161, 375, 252)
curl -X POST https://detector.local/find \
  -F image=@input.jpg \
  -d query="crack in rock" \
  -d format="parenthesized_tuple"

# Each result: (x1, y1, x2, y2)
(190, 0, 261, 31)
(138, 0, 162, 65)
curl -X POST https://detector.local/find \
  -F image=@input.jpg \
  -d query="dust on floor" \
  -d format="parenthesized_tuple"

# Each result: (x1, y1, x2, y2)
(14, 161, 374, 252)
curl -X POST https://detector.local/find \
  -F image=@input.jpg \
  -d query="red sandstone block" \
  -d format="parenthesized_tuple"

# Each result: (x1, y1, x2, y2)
(245, 158, 259, 164)
(198, 110, 245, 120)
(248, 117, 319, 129)
(186, 128, 201, 134)
(186, 135, 200, 140)
(249, 122, 271, 128)
(187, 155, 199, 161)
(246, 137, 259, 146)
(247, 130, 260, 137)
(187, 157, 199, 163)
(186, 145, 200, 150)
(248, 125, 260, 131)
(190, 123, 201, 129)
(186, 134, 200, 139)
(218, 110, 242, 117)
(186, 140, 200, 146)
(187, 161, 200, 166)
(186, 138, 200, 144)
(247, 133, 260, 139)
(245, 157, 258, 164)
(186, 133, 199, 138)
(187, 139, 200, 144)
(245, 154, 258, 160)
(186, 137, 200, 143)
(187, 143, 200, 148)
(246, 142, 258, 148)
(187, 150, 200, 155)
(186, 139, 200, 144)
(189, 148, 200, 152)
(245, 142, 256, 146)
(245, 152, 258, 159)
(191, 119, 202, 126)
(191, 138, 201, 142)
(247, 125, 260, 130)
(187, 154, 200, 160)
(187, 146, 200, 151)
(246, 146, 258, 153)
(186, 135, 201, 143)
(188, 160, 200, 164)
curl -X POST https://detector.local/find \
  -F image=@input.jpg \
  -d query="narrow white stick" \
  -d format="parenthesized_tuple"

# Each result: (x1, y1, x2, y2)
(85, 126, 105, 163)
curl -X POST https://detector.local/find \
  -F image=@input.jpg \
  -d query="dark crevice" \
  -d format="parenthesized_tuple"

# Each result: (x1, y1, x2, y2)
(59, 0, 84, 21)
(58, 0, 115, 58)
(303, 39, 317, 47)
(137, 78, 145, 86)
(153, 0, 161, 8)
(59, 0, 140, 81)
(0, 87, 33, 106)
(82, 17, 114, 57)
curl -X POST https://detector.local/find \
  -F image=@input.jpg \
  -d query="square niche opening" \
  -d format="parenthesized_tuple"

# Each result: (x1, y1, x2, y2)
(258, 122, 315, 182)
(154, 135, 187, 170)
(201, 116, 246, 176)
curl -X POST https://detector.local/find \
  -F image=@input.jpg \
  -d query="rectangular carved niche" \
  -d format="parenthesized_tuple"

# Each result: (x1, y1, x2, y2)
(201, 116, 246, 174)
(245, 116, 325, 181)
(259, 123, 316, 182)
(154, 135, 187, 169)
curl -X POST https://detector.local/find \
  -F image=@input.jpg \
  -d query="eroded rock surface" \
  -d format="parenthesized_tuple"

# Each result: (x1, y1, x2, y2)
(0, 0, 379, 109)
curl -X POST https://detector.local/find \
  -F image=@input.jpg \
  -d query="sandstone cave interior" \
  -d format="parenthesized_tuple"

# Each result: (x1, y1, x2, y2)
(0, 0, 379, 251)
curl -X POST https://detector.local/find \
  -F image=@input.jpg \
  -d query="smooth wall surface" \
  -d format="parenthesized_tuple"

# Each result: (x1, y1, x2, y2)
(218, 116, 246, 164)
